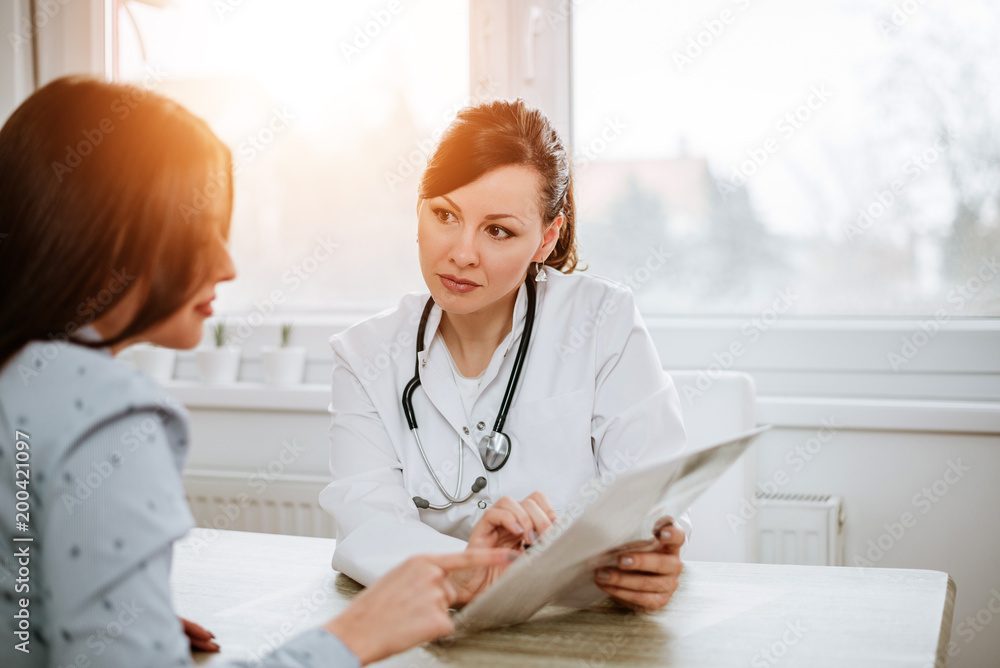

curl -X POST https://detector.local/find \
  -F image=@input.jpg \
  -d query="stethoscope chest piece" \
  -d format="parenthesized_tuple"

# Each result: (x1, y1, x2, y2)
(478, 431, 512, 471)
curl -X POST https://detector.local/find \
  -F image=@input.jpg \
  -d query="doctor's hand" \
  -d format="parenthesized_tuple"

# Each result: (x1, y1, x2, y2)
(450, 492, 559, 606)
(324, 549, 516, 666)
(593, 516, 685, 612)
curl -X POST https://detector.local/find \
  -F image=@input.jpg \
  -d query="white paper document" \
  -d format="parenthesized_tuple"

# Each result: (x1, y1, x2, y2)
(453, 425, 771, 633)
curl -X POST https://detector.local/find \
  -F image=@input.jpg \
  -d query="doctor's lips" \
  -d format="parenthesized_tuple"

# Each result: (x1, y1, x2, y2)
(439, 274, 481, 294)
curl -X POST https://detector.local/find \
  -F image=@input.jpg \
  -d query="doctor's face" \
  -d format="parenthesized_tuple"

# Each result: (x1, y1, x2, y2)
(417, 165, 554, 317)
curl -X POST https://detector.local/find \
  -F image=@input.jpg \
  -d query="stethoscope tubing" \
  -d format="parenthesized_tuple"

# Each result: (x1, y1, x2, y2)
(402, 275, 537, 509)
(409, 428, 475, 507)
(492, 277, 536, 434)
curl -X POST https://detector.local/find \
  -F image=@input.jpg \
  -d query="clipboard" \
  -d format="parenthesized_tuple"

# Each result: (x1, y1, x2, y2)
(453, 424, 771, 633)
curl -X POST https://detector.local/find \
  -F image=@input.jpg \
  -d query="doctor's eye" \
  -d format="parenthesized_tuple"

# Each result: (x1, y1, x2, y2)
(432, 207, 457, 223)
(486, 225, 513, 240)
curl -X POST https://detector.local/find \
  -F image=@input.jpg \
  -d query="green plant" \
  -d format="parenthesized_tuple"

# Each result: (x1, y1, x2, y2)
(280, 322, 293, 348)
(212, 320, 228, 348)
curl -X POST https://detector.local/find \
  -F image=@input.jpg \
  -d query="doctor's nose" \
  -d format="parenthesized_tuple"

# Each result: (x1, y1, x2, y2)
(449, 233, 480, 267)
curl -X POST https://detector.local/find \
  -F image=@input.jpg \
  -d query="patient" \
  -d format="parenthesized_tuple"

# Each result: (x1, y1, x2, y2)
(0, 77, 513, 668)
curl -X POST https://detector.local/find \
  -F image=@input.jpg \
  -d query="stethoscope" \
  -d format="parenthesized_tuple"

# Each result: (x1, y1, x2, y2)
(402, 274, 537, 510)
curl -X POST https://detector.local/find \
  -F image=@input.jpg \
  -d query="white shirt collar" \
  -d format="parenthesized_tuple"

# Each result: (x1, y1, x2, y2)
(418, 281, 531, 386)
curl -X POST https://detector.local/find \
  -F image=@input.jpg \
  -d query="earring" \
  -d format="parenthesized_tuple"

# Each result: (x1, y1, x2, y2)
(534, 262, 547, 282)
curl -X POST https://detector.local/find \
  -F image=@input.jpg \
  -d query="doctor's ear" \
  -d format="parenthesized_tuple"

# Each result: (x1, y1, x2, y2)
(535, 214, 564, 262)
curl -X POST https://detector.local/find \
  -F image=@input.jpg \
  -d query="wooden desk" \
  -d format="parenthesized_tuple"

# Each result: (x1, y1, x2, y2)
(172, 529, 955, 667)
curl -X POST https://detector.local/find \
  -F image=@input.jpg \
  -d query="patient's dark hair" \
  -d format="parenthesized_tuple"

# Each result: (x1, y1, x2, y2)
(418, 98, 579, 273)
(0, 76, 232, 368)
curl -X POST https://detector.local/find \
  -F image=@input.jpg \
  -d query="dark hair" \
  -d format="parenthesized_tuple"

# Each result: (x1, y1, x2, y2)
(418, 98, 579, 273)
(0, 76, 232, 367)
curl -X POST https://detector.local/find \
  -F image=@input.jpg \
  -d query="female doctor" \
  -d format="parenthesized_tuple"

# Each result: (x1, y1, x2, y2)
(320, 99, 691, 612)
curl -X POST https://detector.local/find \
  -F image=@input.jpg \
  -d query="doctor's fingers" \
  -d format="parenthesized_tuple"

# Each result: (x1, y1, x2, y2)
(653, 515, 675, 535)
(611, 551, 683, 577)
(487, 497, 537, 539)
(520, 497, 555, 538)
(522, 491, 558, 523)
(475, 507, 532, 546)
(654, 524, 686, 553)
(594, 561, 681, 593)
(523, 491, 558, 522)
(597, 583, 677, 613)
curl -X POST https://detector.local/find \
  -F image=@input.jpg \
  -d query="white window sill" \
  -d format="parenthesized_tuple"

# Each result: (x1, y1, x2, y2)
(756, 396, 1000, 435)
(162, 380, 330, 412)
(125, 313, 998, 435)
(158, 379, 1000, 435)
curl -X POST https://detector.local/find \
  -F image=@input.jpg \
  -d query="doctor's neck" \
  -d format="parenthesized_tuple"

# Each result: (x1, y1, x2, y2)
(438, 284, 520, 377)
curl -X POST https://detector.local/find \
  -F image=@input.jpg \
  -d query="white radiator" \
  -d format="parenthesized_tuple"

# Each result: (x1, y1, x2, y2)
(752, 493, 845, 566)
(183, 470, 335, 538)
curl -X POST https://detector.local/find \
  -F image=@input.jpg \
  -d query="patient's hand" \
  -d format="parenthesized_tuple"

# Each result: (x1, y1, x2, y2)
(180, 617, 219, 652)
(324, 549, 515, 665)
(449, 491, 558, 606)
(592, 516, 685, 612)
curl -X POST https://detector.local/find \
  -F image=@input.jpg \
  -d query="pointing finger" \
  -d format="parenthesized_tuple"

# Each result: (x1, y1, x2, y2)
(426, 548, 519, 573)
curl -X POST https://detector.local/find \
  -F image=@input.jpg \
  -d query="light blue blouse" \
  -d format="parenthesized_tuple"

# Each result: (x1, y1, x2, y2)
(0, 333, 359, 668)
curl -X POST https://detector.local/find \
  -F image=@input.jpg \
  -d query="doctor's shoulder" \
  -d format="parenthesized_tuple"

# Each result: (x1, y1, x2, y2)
(327, 290, 427, 371)
(543, 270, 637, 328)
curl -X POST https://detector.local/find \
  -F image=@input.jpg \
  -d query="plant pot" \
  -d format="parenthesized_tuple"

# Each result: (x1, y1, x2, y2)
(260, 346, 307, 385)
(132, 345, 176, 382)
(196, 347, 241, 384)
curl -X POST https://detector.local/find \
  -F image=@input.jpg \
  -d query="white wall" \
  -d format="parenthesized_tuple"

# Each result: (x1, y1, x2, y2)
(755, 428, 999, 668)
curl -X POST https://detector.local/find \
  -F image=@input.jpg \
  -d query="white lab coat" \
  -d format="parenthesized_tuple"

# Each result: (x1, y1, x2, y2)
(319, 270, 691, 586)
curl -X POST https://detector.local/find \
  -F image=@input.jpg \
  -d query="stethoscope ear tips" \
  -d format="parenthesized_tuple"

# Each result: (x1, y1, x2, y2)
(472, 477, 487, 493)
(413, 496, 430, 509)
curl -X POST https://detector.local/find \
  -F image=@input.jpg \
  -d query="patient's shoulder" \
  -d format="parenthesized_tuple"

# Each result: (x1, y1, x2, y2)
(0, 340, 186, 462)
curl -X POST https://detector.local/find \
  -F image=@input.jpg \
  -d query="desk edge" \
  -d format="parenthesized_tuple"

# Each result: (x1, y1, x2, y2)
(935, 574, 958, 668)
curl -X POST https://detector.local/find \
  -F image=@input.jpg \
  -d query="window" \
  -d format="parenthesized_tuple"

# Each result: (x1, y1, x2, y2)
(93, 0, 996, 401)
(114, 1, 1000, 319)
(116, 0, 473, 313)
(572, 0, 1000, 316)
